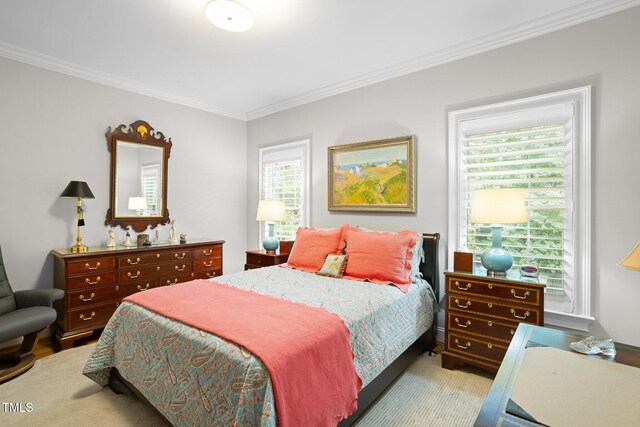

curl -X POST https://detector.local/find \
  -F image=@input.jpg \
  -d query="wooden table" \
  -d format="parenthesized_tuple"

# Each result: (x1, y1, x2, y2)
(475, 323, 640, 426)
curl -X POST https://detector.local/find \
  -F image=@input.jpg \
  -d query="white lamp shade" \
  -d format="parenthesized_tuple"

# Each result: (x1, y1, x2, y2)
(256, 200, 286, 222)
(619, 242, 640, 272)
(128, 197, 148, 211)
(470, 188, 528, 224)
(204, 0, 256, 32)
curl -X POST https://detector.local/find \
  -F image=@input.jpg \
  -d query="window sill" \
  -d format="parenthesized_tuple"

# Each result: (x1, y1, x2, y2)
(544, 310, 594, 332)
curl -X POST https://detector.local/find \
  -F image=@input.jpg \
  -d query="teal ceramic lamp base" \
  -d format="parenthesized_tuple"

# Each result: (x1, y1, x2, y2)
(481, 225, 513, 277)
(262, 223, 279, 254)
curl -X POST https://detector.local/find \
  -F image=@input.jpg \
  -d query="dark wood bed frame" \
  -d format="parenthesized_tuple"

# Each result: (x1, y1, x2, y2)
(109, 232, 440, 426)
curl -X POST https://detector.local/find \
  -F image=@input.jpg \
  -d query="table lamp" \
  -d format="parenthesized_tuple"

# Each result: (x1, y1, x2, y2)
(256, 200, 286, 254)
(128, 196, 147, 216)
(618, 242, 640, 272)
(60, 181, 95, 253)
(471, 188, 527, 277)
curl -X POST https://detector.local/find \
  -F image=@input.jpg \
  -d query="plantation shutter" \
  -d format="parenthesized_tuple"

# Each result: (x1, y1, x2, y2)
(260, 143, 308, 241)
(141, 165, 160, 216)
(459, 103, 575, 309)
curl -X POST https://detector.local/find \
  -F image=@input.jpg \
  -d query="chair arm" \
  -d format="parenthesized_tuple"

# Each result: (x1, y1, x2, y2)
(14, 289, 64, 308)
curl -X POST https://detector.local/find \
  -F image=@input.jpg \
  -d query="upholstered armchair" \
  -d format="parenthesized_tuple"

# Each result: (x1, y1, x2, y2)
(0, 246, 63, 382)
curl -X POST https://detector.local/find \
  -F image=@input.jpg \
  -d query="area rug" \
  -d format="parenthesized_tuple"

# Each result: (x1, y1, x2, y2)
(0, 345, 492, 426)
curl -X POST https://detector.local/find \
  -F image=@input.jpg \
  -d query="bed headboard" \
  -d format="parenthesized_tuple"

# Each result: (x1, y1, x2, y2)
(420, 233, 440, 300)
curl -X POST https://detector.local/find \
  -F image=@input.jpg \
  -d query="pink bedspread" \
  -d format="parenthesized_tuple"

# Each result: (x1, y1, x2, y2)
(125, 280, 361, 426)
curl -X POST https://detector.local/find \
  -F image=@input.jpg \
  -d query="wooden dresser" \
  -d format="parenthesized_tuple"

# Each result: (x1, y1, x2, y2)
(442, 271, 545, 373)
(51, 239, 224, 349)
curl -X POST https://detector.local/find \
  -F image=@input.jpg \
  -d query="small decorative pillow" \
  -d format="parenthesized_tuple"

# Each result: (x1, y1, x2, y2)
(316, 254, 349, 278)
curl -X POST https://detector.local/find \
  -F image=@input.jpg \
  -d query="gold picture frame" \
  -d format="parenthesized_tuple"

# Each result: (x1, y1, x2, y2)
(328, 135, 415, 212)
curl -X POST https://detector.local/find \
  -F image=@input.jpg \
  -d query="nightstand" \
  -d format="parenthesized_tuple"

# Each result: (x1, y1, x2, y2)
(244, 250, 289, 270)
(442, 270, 545, 373)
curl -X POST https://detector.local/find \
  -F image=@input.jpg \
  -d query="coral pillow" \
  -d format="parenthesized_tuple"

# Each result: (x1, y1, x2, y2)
(287, 226, 348, 272)
(344, 228, 416, 288)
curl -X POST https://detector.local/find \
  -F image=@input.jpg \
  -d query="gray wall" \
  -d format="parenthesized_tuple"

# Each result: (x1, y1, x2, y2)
(247, 8, 640, 345)
(0, 56, 248, 293)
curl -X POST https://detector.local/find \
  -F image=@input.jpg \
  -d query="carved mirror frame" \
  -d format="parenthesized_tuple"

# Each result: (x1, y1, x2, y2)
(105, 120, 172, 232)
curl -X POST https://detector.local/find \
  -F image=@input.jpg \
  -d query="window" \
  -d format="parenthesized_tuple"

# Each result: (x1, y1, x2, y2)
(448, 87, 592, 328)
(141, 164, 160, 216)
(259, 140, 310, 243)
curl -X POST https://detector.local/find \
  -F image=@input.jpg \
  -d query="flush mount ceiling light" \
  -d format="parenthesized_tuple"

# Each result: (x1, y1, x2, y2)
(204, 0, 257, 32)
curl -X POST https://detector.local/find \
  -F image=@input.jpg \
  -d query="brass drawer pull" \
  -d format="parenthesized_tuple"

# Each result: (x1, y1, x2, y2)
(510, 329, 515, 335)
(175, 253, 186, 259)
(137, 283, 150, 291)
(79, 311, 96, 321)
(203, 249, 213, 256)
(511, 289, 531, 300)
(127, 257, 141, 265)
(203, 261, 213, 268)
(510, 308, 531, 320)
(487, 321, 493, 327)
(487, 343, 493, 349)
(156, 254, 161, 258)
(207, 271, 216, 278)
(175, 265, 186, 272)
(85, 262, 101, 270)
(454, 318, 471, 328)
(127, 271, 141, 279)
(455, 281, 471, 291)
(85, 276, 101, 285)
(454, 339, 471, 350)
(167, 278, 178, 285)
(454, 298, 471, 309)
(79, 293, 95, 302)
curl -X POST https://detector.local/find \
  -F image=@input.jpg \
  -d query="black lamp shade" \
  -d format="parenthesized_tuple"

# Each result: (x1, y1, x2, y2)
(60, 181, 95, 199)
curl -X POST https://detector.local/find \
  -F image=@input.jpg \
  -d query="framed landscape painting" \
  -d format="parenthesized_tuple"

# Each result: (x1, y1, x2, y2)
(328, 135, 415, 212)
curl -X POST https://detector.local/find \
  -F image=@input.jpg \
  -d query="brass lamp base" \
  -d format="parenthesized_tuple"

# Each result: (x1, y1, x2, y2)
(70, 243, 88, 254)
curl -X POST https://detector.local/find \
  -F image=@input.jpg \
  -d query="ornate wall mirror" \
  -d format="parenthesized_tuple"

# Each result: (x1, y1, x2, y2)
(105, 120, 172, 232)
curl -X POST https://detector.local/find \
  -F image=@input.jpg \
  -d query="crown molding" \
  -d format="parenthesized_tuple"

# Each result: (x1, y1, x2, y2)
(0, 41, 247, 121)
(246, 0, 640, 120)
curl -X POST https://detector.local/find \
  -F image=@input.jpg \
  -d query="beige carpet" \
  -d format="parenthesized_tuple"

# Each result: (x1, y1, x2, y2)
(0, 345, 492, 426)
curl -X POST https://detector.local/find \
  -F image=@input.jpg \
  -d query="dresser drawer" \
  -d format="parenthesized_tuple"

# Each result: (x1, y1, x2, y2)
(194, 258, 222, 271)
(194, 245, 222, 259)
(68, 302, 121, 331)
(118, 266, 160, 283)
(66, 272, 117, 291)
(193, 268, 222, 280)
(447, 294, 541, 324)
(160, 272, 196, 286)
(158, 249, 192, 263)
(67, 285, 120, 309)
(67, 257, 116, 276)
(117, 279, 160, 298)
(447, 276, 542, 306)
(117, 253, 164, 268)
(447, 312, 517, 343)
(447, 332, 509, 364)
(158, 260, 193, 276)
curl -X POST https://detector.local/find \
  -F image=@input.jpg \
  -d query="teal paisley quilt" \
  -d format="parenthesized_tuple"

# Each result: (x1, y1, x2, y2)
(83, 266, 435, 426)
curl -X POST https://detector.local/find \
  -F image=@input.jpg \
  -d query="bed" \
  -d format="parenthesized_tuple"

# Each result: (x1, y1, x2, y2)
(83, 232, 440, 426)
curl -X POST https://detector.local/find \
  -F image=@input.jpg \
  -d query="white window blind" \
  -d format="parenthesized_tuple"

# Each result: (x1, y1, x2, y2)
(462, 121, 570, 294)
(141, 164, 160, 216)
(259, 140, 310, 242)
(449, 87, 591, 324)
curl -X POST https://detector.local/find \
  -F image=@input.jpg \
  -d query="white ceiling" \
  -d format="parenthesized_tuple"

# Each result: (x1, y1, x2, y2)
(0, 0, 637, 120)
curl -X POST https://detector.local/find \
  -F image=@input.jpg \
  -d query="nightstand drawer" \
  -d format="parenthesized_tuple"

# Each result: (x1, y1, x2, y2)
(447, 294, 541, 324)
(447, 276, 542, 306)
(447, 332, 509, 364)
(447, 312, 517, 343)
(246, 253, 268, 266)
